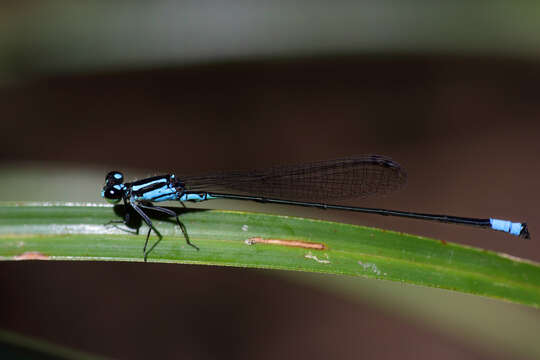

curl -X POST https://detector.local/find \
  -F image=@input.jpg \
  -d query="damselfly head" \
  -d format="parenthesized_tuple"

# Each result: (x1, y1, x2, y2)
(102, 171, 125, 204)
(102, 184, 124, 204)
(105, 171, 124, 185)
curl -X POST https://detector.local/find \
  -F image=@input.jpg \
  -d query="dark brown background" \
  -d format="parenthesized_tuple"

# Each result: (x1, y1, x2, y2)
(1, 56, 539, 359)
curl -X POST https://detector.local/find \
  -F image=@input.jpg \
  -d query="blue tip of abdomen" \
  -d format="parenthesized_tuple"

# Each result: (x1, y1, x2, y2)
(490, 218, 530, 239)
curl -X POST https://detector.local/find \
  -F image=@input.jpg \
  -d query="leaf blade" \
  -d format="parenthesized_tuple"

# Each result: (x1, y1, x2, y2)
(0, 202, 538, 307)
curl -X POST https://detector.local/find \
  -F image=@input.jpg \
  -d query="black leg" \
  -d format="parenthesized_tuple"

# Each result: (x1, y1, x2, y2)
(104, 208, 138, 234)
(139, 203, 176, 217)
(138, 203, 199, 251)
(177, 219, 199, 251)
(104, 206, 130, 226)
(143, 227, 152, 254)
(129, 202, 162, 262)
(104, 219, 125, 226)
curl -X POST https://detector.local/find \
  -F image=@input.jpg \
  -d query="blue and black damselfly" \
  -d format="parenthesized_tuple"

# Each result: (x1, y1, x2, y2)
(101, 155, 529, 261)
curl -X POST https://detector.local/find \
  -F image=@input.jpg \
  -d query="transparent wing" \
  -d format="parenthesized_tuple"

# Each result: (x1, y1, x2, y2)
(179, 155, 407, 202)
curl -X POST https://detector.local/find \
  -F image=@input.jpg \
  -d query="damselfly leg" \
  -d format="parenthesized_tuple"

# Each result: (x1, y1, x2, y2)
(138, 203, 200, 252)
(104, 208, 139, 235)
(127, 201, 163, 261)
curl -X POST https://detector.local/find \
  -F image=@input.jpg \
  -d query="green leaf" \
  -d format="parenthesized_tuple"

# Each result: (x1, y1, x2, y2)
(0, 202, 539, 307)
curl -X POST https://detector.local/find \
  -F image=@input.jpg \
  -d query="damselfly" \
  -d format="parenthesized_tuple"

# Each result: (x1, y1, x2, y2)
(101, 155, 529, 261)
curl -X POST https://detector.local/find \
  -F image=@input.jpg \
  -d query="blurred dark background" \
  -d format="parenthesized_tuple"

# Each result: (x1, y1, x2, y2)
(1, 2, 540, 359)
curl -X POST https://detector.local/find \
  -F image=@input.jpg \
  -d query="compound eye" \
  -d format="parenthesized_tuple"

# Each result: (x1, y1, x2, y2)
(105, 171, 124, 185)
(102, 187, 122, 204)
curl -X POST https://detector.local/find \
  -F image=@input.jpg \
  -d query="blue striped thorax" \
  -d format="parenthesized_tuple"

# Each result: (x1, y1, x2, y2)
(130, 174, 183, 202)
(102, 171, 218, 204)
(101, 172, 186, 204)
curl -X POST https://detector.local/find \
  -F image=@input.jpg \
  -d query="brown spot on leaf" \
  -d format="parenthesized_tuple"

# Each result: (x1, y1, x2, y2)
(14, 252, 49, 260)
(245, 237, 326, 250)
